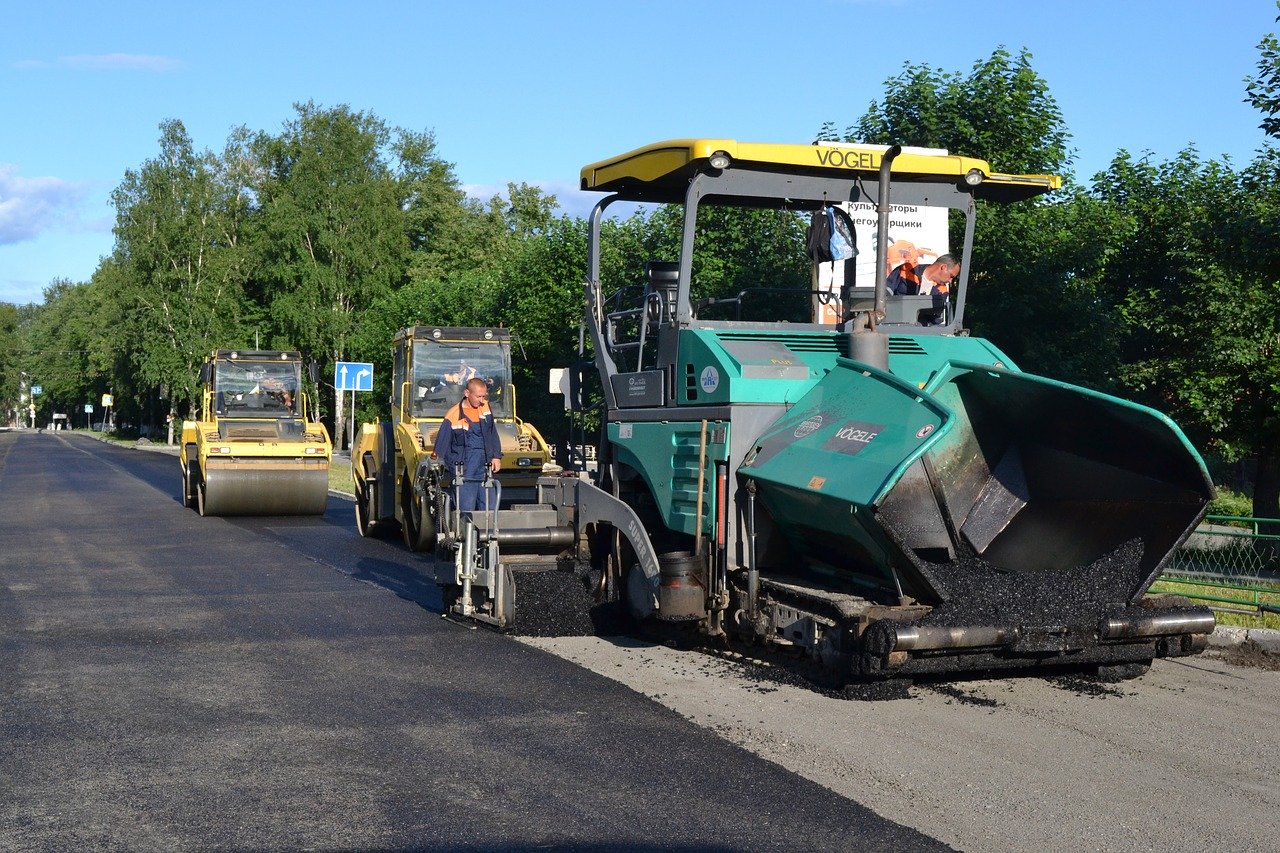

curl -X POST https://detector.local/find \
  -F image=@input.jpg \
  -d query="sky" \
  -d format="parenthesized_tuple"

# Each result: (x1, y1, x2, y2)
(2, 0, 1277, 306)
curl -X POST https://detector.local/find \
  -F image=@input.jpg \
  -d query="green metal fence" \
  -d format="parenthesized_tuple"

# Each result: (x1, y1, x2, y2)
(1152, 515, 1280, 626)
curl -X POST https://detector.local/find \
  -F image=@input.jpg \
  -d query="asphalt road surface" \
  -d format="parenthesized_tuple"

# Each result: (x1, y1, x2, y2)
(0, 431, 942, 851)
(4, 431, 1278, 851)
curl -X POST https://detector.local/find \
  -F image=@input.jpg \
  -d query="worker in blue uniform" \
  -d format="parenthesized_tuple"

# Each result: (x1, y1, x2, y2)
(433, 377, 502, 512)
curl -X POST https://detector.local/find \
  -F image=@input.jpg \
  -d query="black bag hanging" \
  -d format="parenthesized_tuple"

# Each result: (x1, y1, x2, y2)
(806, 205, 857, 266)
(806, 207, 833, 264)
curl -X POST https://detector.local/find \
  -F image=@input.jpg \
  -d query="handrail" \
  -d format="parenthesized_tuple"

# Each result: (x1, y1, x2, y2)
(604, 291, 668, 369)
(1203, 514, 1280, 537)
(696, 287, 841, 321)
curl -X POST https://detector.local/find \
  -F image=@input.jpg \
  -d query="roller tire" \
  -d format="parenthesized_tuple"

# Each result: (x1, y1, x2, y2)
(355, 479, 376, 537)
(196, 478, 209, 517)
(401, 478, 436, 552)
(181, 464, 196, 509)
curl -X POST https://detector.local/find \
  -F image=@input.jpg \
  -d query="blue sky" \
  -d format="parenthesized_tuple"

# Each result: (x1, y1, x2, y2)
(2, 0, 1277, 306)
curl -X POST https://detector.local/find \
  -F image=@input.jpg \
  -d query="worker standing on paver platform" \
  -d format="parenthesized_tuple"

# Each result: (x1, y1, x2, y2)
(433, 377, 501, 512)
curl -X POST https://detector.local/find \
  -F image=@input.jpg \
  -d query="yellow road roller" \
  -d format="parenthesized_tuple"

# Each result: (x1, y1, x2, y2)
(180, 349, 332, 516)
(351, 326, 556, 550)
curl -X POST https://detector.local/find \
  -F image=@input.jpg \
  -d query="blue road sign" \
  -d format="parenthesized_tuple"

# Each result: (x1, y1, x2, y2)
(335, 361, 374, 391)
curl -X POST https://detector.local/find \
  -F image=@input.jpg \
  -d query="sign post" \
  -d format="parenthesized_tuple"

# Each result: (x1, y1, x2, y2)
(334, 362, 374, 452)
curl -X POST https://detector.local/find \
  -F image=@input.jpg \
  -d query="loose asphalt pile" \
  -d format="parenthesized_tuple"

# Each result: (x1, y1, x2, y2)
(507, 564, 603, 637)
(919, 537, 1149, 629)
(1209, 639, 1280, 671)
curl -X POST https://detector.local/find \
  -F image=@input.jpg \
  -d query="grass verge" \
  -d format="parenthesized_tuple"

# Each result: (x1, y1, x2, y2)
(1150, 577, 1280, 629)
(329, 457, 354, 495)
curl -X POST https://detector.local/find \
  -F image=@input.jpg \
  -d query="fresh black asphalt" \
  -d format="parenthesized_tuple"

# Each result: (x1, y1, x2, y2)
(0, 431, 948, 851)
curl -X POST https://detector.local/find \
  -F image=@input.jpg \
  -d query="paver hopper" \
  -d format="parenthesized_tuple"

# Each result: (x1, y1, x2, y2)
(739, 355, 1214, 677)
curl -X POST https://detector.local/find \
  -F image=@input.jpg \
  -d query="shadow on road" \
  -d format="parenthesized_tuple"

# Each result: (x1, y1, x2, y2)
(346, 552, 446, 614)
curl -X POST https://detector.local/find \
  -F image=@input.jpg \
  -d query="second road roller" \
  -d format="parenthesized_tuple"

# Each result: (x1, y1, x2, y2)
(351, 326, 556, 551)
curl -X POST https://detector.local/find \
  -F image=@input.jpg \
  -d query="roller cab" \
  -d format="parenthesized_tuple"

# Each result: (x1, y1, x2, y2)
(180, 350, 331, 516)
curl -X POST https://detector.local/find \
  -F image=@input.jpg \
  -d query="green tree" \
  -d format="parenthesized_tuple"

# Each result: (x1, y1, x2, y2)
(348, 182, 558, 427)
(850, 47, 1072, 177)
(1245, 2, 1280, 139)
(394, 128, 475, 280)
(250, 102, 461, 445)
(591, 203, 810, 323)
(1094, 148, 1280, 522)
(493, 214, 589, 445)
(0, 301, 21, 424)
(19, 279, 117, 427)
(348, 268, 504, 427)
(107, 119, 254, 419)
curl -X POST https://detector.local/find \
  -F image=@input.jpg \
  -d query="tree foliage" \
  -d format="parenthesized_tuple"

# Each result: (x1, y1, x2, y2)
(20, 278, 118, 423)
(847, 47, 1072, 176)
(1246, 2, 1280, 139)
(0, 302, 21, 420)
(247, 102, 469, 437)
(251, 103, 411, 362)
(1092, 146, 1280, 521)
(107, 119, 254, 417)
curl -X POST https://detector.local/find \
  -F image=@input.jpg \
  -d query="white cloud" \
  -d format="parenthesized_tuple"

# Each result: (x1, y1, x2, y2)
(11, 54, 182, 72)
(461, 182, 509, 203)
(0, 165, 89, 245)
(60, 53, 181, 72)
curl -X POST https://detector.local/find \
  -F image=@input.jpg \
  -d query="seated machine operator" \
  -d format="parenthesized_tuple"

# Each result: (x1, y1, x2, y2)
(886, 253, 959, 325)
(443, 359, 478, 386)
(886, 253, 960, 297)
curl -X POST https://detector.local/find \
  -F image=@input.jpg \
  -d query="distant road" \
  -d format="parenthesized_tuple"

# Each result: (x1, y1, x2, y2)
(0, 431, 941, 851)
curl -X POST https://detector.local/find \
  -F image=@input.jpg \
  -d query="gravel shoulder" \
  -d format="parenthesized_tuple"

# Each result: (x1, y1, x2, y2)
(519, 634, 1280, 852)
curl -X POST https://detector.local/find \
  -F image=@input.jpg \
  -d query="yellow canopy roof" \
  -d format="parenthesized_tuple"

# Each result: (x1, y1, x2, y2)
(580, 139, 1062, 204)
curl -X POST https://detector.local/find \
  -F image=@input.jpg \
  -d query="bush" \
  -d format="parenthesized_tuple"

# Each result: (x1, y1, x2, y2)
(1209, 486, 1254, 520)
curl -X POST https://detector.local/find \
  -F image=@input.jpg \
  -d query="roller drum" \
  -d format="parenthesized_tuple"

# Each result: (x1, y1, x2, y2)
(202, 461, 329, 516)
